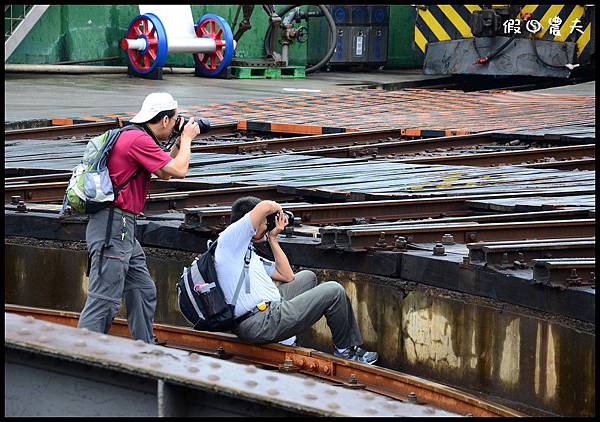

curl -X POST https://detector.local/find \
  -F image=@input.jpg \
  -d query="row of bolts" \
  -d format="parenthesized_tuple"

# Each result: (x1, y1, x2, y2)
(12, 196, 593, 286)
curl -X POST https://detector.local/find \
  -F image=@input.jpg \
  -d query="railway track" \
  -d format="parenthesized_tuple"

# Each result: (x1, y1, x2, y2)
(4, 120, 238, 141)
(7, 123, 594, 173)
(5, 304, 524, 417)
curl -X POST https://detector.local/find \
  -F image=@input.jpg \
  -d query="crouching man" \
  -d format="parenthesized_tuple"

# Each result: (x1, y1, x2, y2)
(214, 196, 378, 364)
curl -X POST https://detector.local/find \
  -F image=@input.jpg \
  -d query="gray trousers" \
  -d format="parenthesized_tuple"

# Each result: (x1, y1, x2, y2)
(77, 207, 157, 343)
(233, 270, 363, 349)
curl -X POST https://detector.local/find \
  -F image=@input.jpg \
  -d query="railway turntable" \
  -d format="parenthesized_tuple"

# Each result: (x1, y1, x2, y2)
(4, 85, 595, 417)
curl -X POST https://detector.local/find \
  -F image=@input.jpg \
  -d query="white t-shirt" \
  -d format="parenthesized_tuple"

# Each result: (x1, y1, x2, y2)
(214, 213, 281, 318)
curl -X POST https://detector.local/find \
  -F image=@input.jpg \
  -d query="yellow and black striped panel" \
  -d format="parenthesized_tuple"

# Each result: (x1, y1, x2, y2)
(414, 5, 594, 64)
(519, 4, 593, 62)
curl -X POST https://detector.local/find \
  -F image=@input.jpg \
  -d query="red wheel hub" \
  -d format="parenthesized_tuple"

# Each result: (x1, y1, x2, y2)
(195, 18, 226, 71)
(125, 16, 159, 71)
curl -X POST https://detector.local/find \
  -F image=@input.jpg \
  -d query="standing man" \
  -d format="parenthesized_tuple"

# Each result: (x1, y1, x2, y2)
(78, 92, 200, 343)
(214, 196, 378, 364)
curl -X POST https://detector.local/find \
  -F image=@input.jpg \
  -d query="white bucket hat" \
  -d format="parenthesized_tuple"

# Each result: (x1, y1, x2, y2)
(130, 92, 178, 123)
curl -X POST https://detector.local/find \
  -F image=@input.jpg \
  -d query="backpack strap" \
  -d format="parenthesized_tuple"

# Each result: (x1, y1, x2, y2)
(97, 202, 116, 276)
(184, 266, 204, 319)
(97, 126, 142, 276)
(231, 246, 253, 308)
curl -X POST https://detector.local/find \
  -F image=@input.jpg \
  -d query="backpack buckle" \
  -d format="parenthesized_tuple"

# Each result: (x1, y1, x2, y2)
(257, 301, 268, 311)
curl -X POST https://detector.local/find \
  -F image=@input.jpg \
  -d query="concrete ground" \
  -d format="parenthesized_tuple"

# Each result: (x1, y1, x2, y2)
(5, 69, 594, 123)
(4, 69, 440, 122)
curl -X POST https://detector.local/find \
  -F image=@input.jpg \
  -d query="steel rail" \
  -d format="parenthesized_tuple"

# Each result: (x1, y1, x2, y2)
(5, 122, 238, 141)
(531, 258, 595, 288)
(513, 158, 595, 171)
(188, 131, 503, 155)
(392, 145, 596, 167)
(321, 219, 596, 249)
(299, 141, 595, 163)
(182, 193, 594, 230)
(5, 183, 294, 210)
(468, 238, 595, 267)
(4, 304, 524, 417)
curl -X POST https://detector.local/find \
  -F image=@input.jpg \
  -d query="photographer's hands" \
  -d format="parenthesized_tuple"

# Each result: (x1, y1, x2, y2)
(267, 212, 294, 282)
(170, 117, 200, 158)
(268, 212, 289, 239)
(181, 116, 201, 143)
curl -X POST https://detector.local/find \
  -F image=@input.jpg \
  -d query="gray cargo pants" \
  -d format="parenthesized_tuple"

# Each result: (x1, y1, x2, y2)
(77, 206, 157, 343)
(233, 270, 363, 349)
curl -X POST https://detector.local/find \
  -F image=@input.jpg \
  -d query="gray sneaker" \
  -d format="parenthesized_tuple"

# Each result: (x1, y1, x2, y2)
(334, 346, 378, 365)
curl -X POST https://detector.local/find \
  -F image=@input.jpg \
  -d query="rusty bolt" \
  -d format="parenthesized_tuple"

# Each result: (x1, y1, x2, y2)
(375, 232, 388, 249)
(513, 252, 528, 269)
(433, 243, 446, 256)
(394, 236, 407, 251)
(407, 392, 418, 403)
(441, 233, 455, 245)
(216, 346, 227, 359)
(466, 232, 478, 242)
(278, 358, 299, 373)
(11, 195, 22, 204)
(16, 200, 27, 213)
(348, 374, 359, 385)
(566, 269, 582, 285)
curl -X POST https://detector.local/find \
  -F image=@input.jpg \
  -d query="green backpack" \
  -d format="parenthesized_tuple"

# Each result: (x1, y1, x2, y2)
(62, 125, 141, 215)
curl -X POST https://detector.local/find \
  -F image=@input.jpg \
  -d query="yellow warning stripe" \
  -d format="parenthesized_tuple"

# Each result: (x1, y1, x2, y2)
(537, 4, 565, 38)
(418, 8, 451, 41)
(414, 26, 428, 53)
(520, 4, 538, 16)
(554, 5, 585, 42)
(464, 5, 482, 13)
(438, 5, 473, 38)
(576, 23, 591, 58)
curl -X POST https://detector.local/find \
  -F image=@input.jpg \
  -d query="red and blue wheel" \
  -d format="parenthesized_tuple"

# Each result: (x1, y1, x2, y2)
(194, 14, 234, 77)
(122, 13, 168, 74)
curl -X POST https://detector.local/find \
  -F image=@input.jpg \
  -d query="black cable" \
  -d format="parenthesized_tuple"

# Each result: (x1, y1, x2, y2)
(530, 34, 571, 68)
(472, 35, 517, 64)
(264, 5, 336, 74)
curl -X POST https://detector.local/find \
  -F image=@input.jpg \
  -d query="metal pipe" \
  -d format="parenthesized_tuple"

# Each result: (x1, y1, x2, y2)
(121, 37, 217, 53)
(4, 63, 194, 74)
(167, 37, 216, 53)
(121, 37, 147, 50)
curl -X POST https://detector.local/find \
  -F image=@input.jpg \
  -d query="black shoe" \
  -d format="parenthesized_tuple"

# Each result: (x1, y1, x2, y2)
(153, 336, 167, 346)
(334, 346, 378, 365)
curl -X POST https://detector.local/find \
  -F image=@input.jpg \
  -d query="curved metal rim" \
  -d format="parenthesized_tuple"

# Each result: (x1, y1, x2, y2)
(4, 304, 525, 417)
(126, 13, 168, 74)
(194, 13, 234, 77)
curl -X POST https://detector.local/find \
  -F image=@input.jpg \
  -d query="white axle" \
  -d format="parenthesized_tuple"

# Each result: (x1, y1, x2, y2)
(168, 38, 217, 53)
(122, 37, 218, 53)
(123, 38, 147, 51)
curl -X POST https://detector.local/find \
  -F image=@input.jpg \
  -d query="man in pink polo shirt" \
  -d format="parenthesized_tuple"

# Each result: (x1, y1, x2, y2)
(78, 92, 201, 343)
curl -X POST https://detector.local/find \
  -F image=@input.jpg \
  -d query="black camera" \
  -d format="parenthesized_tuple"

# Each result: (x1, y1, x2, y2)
(174, 116, 211, 136)
(266, 210, 294, 232)
(164, 116, 210, 150)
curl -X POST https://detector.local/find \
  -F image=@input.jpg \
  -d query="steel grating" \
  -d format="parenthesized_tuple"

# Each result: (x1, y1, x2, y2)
(5, 312, 459, 417)
(43, 89, 595, 139)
